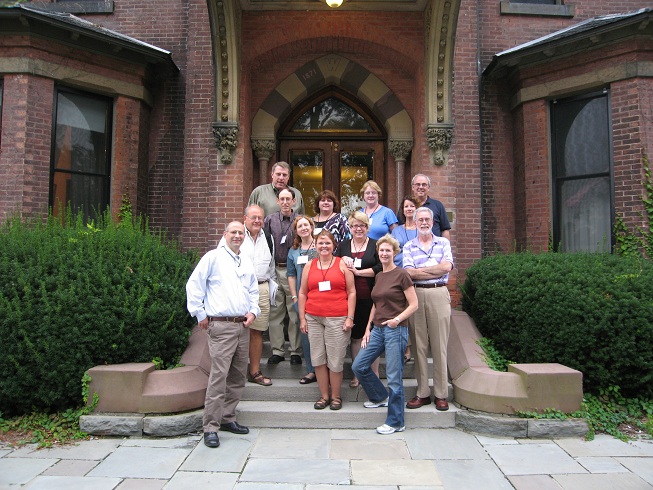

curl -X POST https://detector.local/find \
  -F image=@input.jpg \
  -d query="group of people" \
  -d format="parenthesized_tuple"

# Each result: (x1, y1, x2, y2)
(186, 162, 454, 447)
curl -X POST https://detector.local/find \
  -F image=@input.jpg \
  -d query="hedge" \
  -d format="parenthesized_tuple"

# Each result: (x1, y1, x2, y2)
(461, 252, 653, 399)
(0, 213, 198, 416)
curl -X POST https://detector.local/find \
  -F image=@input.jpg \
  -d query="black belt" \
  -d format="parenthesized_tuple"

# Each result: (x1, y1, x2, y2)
(258, 280, 267, 284)
(414, 283, 446, 288)
(276, 262, 287, 268)
(208, 316, 247, 323)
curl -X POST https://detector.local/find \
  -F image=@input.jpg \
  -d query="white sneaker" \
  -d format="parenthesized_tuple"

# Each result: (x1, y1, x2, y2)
(364, 398, 389, 408)
(376, 424, 405, 435)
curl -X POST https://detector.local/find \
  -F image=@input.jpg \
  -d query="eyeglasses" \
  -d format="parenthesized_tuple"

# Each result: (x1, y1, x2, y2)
(351, 224, 367, 229)
(247, 216, 263, 222)
(413, 183, 429, 188)
(416, 218, 433, 223)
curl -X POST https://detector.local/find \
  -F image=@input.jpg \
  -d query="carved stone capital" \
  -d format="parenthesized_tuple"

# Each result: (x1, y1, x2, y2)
(426, 125, 454, 166)
(389, 139, 414, 161)
(212, 122, 239, 164)
(251, 139, 276, 160)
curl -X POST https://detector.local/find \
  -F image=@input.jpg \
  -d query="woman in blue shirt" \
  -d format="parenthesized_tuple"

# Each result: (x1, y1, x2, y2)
(359, 180, 398, 239)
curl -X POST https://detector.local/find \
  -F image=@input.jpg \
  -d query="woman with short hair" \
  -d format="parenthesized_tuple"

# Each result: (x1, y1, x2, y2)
(359, 180, 398, 240)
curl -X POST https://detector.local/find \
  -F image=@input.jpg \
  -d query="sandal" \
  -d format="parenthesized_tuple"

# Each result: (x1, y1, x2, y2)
(300, 373, 317, 384)
(247, 371, 272, 386)
(330, 396, 342, 411)
(349, 378, 359, 388)
(314, 397, 330, 410)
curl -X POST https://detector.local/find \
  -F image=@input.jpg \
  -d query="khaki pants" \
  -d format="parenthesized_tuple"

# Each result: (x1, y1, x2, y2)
(268, 265, 301, 357)
(203, 319, 249, 432)
(409, 286, 451, 399)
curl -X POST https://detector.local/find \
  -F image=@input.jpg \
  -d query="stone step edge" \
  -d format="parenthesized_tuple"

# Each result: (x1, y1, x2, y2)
(79, 405, 589, 439)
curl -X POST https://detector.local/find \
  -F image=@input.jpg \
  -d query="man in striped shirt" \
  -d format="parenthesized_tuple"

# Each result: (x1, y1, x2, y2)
(402, 207, 454, 411)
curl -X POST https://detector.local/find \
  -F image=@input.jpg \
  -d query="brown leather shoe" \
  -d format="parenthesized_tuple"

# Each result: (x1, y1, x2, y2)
(435, 398, 449, 411)
(406, 396, 431, 409)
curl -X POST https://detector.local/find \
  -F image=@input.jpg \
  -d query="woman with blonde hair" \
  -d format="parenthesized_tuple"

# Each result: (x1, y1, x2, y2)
(359, 180, 398, 239)
(335, 211, 382, 387)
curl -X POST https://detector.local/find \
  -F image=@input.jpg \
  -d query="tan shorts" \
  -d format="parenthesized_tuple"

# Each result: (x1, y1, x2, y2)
(249, 282, 270, 332)
(306, 314, 351, 372)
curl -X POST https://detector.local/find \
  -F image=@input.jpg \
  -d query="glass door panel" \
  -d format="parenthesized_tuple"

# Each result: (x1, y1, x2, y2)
(289, 149, 323, 214)
(340, 150, 373, 216)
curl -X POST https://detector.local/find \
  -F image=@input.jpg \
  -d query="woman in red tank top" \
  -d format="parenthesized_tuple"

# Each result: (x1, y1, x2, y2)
(298, 230, 356, 411)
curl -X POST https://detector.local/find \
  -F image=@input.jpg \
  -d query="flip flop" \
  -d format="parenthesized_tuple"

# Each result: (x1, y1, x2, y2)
(299, 373, 317, 384)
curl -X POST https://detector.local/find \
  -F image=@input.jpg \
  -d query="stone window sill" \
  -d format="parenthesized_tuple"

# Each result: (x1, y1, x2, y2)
(500, 1, 575, 18)
(27, 0, 114, 15)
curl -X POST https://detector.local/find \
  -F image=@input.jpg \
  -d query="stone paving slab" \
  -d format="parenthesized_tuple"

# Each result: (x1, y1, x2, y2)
(163, 471, 239, 489)
(0, 458, 58, 486)
(308, 486, 399, 490)
(115, 478, 167, 489)
(485, 443, 588, 475)
(575, 456, 629, 473)
(330, 439, 411, 460)
(120, 436, 198, 448)
(240, 458, 350, 485)
(617, 456, 653, 485)
(180, 433, 255, 472)
(86, 446, 191, 479)
(41, 458, 99, 476)
(508, 474, 568, 490)
(351, 459, 440, 486)
(22, 475, 122, 489)
(6, 439, 121, 460)
(330, 428, 406, 441)
(552, 472, 653, 490)
(404, 428, 490, 460)
(556, 434, 653, 457)
(236, 484, 304, 490)
(435, 459, 514, 489)
(250, 428, 331, 459)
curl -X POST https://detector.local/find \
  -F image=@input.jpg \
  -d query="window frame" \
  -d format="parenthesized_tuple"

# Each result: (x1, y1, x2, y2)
(49, 86, 114, 221)
(500, 0, 574, 17)
(550, 89, 615, 253)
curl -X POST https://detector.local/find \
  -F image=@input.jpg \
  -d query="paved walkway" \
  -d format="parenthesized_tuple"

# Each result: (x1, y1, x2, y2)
(1, 429, 652, 489)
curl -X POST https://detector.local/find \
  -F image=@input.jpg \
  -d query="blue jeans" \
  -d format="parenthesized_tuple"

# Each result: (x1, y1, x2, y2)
(352, 324, 408, 428)
(294, 303, 314, 374)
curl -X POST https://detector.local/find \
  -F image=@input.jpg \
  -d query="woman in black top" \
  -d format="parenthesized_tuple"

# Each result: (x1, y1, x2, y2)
(335, 211, 382, 387)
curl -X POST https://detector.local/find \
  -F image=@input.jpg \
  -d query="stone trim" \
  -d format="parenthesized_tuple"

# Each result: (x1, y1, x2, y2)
(426, 124, 453, 165)
(212, 122, 240, 164)
(500, 1, 575, 18)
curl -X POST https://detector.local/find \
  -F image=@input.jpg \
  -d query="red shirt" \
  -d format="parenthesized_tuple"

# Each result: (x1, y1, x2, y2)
(305, 257, 349, 317)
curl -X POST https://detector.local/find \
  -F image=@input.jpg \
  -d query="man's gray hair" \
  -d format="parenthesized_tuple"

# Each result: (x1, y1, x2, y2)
(411, 173, 431, 187)
(415, 207, 434, 220)
(244, 204, 264, 217)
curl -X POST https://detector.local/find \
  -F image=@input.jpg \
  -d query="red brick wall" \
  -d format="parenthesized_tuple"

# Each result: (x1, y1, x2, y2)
(0, 74, 53, 221)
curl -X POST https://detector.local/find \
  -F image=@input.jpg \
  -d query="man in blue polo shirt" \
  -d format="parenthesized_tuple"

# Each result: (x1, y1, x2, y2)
(405, 174, 451, 240)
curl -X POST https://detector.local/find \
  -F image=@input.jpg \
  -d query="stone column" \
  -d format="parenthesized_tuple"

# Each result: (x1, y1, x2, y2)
(251, 139, 276, 186)
(389, 139, 414, 209)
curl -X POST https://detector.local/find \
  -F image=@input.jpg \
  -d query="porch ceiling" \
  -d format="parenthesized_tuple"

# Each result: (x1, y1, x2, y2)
(238, 0, 428, 12)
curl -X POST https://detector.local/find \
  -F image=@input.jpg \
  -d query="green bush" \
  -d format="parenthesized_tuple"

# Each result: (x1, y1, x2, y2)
(0, 212, 198, 416)
(461, 252, 653, 399)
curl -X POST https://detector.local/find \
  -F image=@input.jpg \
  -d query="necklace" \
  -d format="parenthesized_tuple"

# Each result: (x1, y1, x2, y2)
(317, 212, 334, 222)
(352, 237, 368, 255)
(365, 204, 380, 217)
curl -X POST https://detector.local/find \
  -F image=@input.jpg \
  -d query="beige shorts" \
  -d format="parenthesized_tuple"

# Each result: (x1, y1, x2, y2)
(249, 282, 270, 332)
(306, 314, 351, 372)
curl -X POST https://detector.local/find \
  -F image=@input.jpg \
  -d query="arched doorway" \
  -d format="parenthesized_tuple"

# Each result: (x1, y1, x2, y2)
(279, 88, 386, 216)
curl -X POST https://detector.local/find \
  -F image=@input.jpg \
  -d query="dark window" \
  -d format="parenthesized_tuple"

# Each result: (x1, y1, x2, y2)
(0, 80, 3, 146)
(511, 0, 557, 4)
(551, 90, 613, 252)
(50, 88, 112, 222)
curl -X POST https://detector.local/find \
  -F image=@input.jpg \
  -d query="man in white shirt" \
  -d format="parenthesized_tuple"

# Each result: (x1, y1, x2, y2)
(186, 221, 261, 448)
(241, 205, 276, 386)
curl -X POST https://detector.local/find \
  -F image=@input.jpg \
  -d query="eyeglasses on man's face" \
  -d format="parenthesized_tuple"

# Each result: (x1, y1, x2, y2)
(416, 217, 433, 223)
(413, 183, 429, 188)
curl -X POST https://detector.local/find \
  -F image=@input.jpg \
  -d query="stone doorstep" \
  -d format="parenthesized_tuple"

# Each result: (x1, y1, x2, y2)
(80, 405, 589, 439)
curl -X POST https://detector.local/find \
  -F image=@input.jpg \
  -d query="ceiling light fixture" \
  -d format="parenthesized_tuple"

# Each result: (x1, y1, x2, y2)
(324, 0, 343, 8)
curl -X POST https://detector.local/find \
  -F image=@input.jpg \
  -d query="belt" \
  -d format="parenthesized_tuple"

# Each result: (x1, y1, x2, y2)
(414, 283, 446, 288)
(276, 262, 287, 268)
(208, 316, 247, 323)
(258, 280, 267, 284)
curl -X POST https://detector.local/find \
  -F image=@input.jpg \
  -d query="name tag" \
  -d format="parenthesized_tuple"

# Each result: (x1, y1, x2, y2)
(280, 235, 287, 244)
(314, 227, 323, 234)
(353, 258, 362, 268)
(368, 218, 373, 226)
(318, 281, 331, 291)
(297, 255, 308, 265)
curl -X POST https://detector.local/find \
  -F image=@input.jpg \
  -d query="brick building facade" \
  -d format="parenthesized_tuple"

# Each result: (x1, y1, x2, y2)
(1, 1, 652, 300)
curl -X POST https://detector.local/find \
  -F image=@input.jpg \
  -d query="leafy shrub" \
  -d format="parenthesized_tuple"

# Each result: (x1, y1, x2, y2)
(0, 212, 198, 416)
(461, 252, 653, 399)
